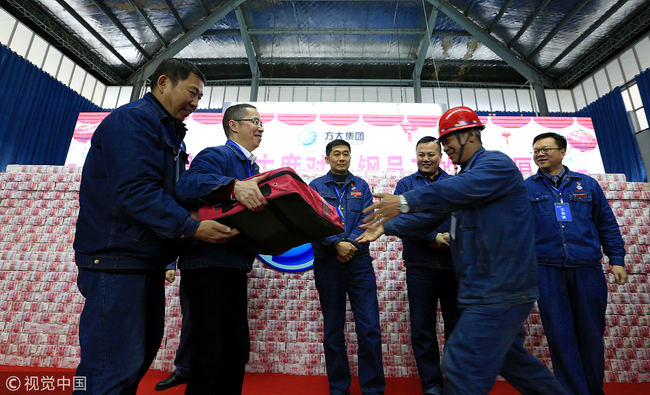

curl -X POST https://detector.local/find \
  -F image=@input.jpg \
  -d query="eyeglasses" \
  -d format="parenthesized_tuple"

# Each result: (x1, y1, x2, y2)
(235, 118, 263, 127)
(532, 147, 562, 156)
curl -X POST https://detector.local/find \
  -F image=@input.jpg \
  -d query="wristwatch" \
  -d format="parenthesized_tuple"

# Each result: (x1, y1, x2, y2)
(398, 195, 410, 214)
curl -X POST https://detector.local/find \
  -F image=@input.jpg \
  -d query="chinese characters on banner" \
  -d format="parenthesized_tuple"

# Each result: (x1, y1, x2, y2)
(65, 102, 605, 175)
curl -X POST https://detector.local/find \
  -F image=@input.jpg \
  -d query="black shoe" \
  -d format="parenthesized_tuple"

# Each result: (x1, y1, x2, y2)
(155, 373, 187, 391)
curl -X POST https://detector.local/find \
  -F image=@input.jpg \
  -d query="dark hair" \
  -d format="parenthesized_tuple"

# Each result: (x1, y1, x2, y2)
(326, 139, 351, 156)
(149, 59, 206, 90)
(533, 132, 567, 150)
(222, 103, 257, 138)
(416, 136, 441, 153)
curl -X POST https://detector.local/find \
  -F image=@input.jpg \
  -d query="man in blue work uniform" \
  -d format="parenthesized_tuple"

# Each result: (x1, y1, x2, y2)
(73, 59, 236, 395)
(357, 107, 566, 394)
(526, 132, 627, 395)
(394, 136, 458, 395)
(174, 103, 268, 395)
(309, 139, 385, 395)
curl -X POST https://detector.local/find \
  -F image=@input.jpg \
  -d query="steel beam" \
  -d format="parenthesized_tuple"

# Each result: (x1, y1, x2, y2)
(125, 0, 167, 47)
(544, 0, 628, 71)
(235, 5, 260, 100)
(5, 0, 125, 84)
(487, 0, 514, 34)
(507, 0, 552, 49)
(197, 0, 211, 17)
(162, 0, 188, 32)
(412, 7, 440, 84)
(126, 0, 248, 85)
(205, 78, 533, 89)
(465, 0, 478, 16)
(186, 57, 506, 66)
(89, 0, 151, 60)
(52, 0, 135, 71)
(428, 0, 553, 89)
(200, 28, 471, 37)
(556, 4, 650, 88)
(428, 0, 551, 113)
(525, 0, 590, 62)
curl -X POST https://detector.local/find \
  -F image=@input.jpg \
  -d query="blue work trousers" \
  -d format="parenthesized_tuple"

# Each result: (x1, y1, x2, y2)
(405, 266, 459, 394)
(537, 266, 607, 395)
(173, 279, 191, 378)
(181, 267, 250, 395)
(442, 303, 567, 395)
(75, 268, 165, 395)
(314, 255, 385, 395)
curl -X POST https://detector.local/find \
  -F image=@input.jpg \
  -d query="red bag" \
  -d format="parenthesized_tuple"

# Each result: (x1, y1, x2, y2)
(198, 167, 344, 255)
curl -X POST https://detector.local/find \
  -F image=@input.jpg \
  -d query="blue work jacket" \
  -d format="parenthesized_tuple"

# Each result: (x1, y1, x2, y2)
(74, 92, 200, 271)
(309, 171, 373, 259)
(384, 148, 539, 307)
(394, 170, 453, 269)
(174, 142, 259, 272)
(525, 169, 625, 268)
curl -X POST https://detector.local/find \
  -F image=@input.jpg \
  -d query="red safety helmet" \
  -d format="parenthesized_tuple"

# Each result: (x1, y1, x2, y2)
(438, 106, 485, 139)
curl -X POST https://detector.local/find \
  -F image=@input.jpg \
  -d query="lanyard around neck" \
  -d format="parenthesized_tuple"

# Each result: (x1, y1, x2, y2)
(542, 179, 566, 203)
(421, 170, 443, 185)
(334, 183, 348, 224)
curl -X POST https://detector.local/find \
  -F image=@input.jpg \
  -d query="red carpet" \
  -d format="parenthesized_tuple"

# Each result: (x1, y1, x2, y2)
(1, 367, 648, 394)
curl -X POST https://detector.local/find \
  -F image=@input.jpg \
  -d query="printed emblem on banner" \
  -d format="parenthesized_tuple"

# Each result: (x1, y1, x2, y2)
(258, 243, 314, 272)
(298, 128, 318, 146)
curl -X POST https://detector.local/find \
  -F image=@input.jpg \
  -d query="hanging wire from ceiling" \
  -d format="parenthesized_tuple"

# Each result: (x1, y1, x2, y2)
(266, 1, 279, 102)
(420, 0, 441, 89)
(394, 0, 404, 103)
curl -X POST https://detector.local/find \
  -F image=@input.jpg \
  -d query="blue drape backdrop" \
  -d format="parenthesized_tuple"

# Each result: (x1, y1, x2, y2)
(576, 87, 646, 182)
(0, 44, 104, 172)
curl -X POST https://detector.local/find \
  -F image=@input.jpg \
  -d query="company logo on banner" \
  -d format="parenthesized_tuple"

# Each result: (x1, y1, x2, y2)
(65, 102, 605, 272)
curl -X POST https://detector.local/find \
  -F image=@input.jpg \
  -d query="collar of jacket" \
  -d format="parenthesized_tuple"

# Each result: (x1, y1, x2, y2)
(142, 92, 188, 142)
(225, 141, 250, 162)
(416, 168, 446, 181)
(324, 170, 354, 186)
(459, 147, 486, 174)
(532, 166, 580, 188)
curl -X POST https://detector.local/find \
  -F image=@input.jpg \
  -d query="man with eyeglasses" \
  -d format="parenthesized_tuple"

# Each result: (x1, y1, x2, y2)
(174, 103, 268, 394)
(525, 132, 627, 395)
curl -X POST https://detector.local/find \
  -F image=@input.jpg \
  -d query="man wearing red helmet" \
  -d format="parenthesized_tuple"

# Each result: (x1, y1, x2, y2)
(357, 107, 566, 394)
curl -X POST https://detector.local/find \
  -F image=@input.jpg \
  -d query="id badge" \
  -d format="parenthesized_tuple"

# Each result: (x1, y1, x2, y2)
(555, 203, 572, 222)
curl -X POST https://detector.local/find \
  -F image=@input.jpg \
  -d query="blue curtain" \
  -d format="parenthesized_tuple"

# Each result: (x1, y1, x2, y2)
(577, 87, 646, 182)
(0, 44, 104, 172)
(635, 68, 650, 127)
(495, 111, 536, 116)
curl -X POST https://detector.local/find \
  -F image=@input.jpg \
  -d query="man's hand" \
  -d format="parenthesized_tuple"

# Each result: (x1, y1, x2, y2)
(355, 224, 385, 244)
(233, 173, 270, 212)
(192, 220, 239, 243)
(430, 233, 450, 250)
(165, 269, 176, 283)
(335, 241, 358, 263)
(612, 265, 628, 285)
(362, 194, 402, 227)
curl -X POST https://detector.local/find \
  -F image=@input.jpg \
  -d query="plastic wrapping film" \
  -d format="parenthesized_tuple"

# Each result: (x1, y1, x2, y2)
(19, 0, 648, 83)
(0, 165, 649, 382)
